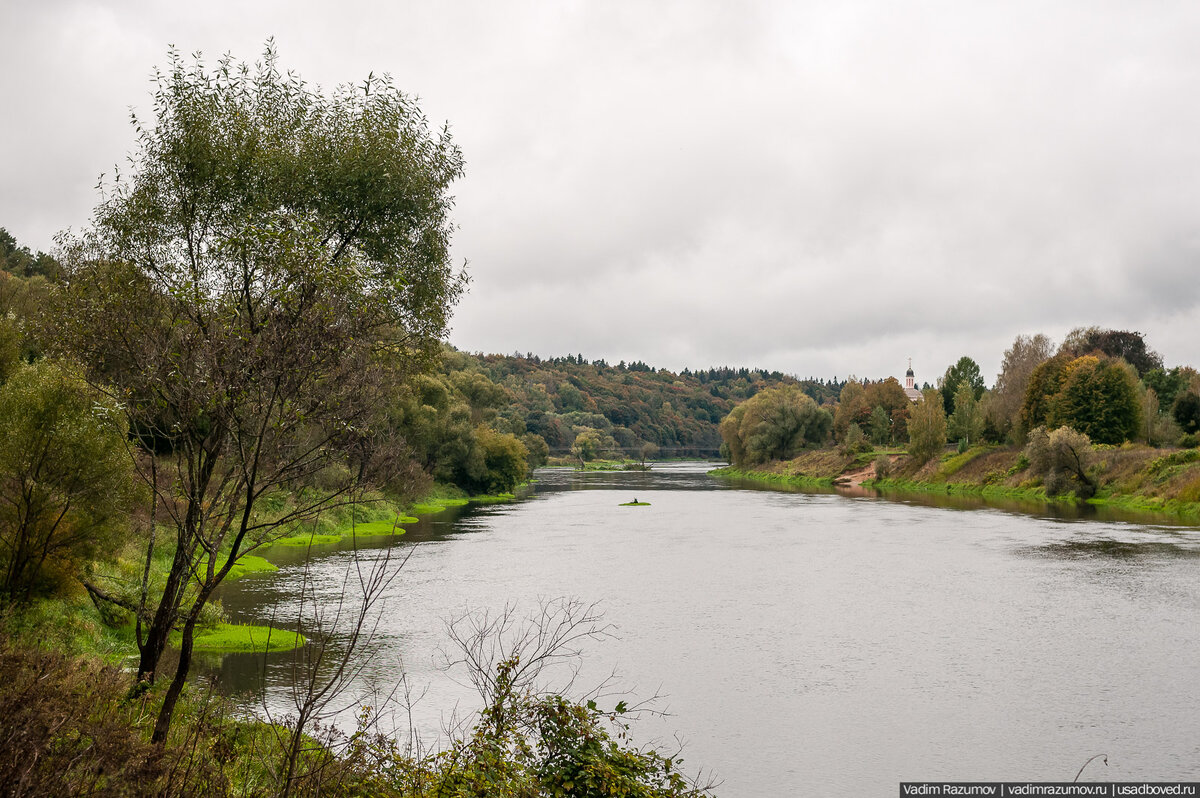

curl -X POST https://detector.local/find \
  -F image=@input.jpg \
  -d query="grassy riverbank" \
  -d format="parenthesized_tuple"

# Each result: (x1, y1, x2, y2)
(714, 442, 1200, 521)
(708, 448, 869, 488)
(12, 481, 515, 665)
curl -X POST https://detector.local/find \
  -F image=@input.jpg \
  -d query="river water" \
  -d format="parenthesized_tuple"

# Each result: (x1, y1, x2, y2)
(214, 462, 1200, 796)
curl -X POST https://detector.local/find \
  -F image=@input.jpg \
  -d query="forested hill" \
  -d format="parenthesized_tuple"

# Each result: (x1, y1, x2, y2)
(440, 348, 845, 457)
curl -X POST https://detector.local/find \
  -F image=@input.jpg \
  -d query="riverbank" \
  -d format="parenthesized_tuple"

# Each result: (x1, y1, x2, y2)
(714, 442, 1200, 521)
(11, 480, 533, 664)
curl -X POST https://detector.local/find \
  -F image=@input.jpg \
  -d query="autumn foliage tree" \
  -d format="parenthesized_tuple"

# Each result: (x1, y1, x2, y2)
(989, 333, 1054, 442)
(1060, 327, 1163, 376)
(833, 380, 870, 442)
(1022, 354, 1141, 445)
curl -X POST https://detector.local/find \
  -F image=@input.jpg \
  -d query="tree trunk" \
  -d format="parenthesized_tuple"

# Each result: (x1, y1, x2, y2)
(150, 592, 208, 743)
(137, 540, 190, 683)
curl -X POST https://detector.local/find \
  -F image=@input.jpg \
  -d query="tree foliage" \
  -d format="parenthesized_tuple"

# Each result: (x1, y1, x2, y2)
(1143, 366, 1197, 410)
(55, 44, 465, 742)
(907, 389, 947, 464)
(833, 380, 871, 443)
(1174, 388, 1200, 436)
(1025, 425, 1096, 499)
(1060, 327, 1163, 377)
(0, 228, 61, 281)
(1040, 356, 1142, 445)
(0, 361, 136, 602)
(1020, 353, 1071, 433)
(989, 333, 1053, 442)
(868, 405, 891, 445)
(939, 356, 985, 415)
(719, 385, 832, 466)
(948, 382, 984, 447)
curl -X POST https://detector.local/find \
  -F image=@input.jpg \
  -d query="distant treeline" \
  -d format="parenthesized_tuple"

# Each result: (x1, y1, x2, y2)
(432, 348, 848, 460)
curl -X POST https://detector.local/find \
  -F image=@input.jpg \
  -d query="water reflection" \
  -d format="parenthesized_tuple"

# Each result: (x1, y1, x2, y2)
(206, 461, 1200, 797)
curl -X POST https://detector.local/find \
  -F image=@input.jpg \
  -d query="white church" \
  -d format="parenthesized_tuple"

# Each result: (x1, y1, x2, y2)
(903, 359, 923, 402)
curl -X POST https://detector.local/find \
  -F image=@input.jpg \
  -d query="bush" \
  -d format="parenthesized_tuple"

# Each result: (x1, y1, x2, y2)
(0, 361, 137, 602)
(1024, 425, 1097, 499)
(841, 422, 873, 456)
(1180, 432, 1200, 449)
(874, 453, 892, 480)
(0, 631, 228, 796)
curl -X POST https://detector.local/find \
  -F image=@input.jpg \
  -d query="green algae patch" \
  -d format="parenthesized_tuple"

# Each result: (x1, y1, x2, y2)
(619, 501, 651, 506)
(268, 514, 414, 547)
(349, 519, 412, 535)
(175, 623, 306, 654)
(410, 502, 448, 515)
(223, 554, 278, 579)
(272, 532, 343, 547)
(198, 553, 279, 580)
(469, 492, 516, 504)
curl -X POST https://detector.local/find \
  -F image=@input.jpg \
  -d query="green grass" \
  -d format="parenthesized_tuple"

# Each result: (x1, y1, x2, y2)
(935, 446, 993, 480)
(410, 502, 448, 515)
(710, 466, 835, 488)
(867, 477, 1054, 503)
(619, 501, 651, 506)
(469, 492, 516, 504)
(175, 623, 306, 654)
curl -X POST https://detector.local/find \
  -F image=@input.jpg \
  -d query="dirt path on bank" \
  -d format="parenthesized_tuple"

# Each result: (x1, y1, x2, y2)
(835, 454, 902, 486)
(834, 462, 876, 486)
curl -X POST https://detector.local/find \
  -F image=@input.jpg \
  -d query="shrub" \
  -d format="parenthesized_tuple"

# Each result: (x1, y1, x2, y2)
(841, 422, 873, 456)
(0, 361, 137, 602)
(1024, 425, 1097, 498)
(874, 453, 892, 480)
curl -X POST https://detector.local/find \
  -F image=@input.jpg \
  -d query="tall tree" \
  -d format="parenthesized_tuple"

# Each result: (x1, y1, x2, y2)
(719, 385, 831, 466)
(948, 382, 984, 447)
(989, 333, 1053, 442)
(55, 45, 465, 742)
(833, 380, 870, 442)
(939, 356, 985, 415)
(908, 389, 947, 464)
(1060, 327, 1163, 376)
(1174, 388, 1200, 436)
(1046, 356, 1142, 445)
(868, 405, 891, 445)
(1020, 353, 1072, 433)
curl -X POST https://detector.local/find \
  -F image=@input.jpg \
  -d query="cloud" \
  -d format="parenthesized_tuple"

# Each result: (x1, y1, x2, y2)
(4, 0, 1200, 382)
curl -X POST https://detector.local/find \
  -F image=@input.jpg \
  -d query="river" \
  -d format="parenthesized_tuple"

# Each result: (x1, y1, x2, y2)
(214, 462, 1200, 796)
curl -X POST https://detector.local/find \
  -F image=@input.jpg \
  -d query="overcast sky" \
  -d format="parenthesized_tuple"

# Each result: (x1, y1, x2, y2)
(3, 1, 1199, 385)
